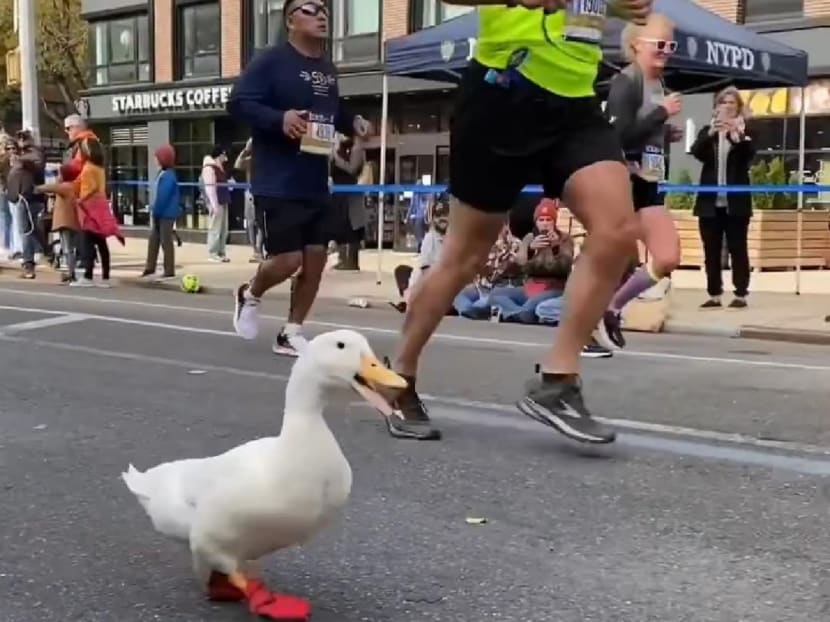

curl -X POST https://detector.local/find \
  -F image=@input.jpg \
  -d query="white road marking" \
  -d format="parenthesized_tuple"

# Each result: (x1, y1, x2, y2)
(0, 304, 238, 338)
(1, 291, 829, 373)
(0, 313, 88, 334)
(4, 331, 830, 463)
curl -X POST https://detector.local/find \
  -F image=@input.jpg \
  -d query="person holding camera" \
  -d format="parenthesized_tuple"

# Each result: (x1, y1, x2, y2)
(691, 86, 754, 309)
(489, 199, 573, 324)
(6, 130, 45, 279)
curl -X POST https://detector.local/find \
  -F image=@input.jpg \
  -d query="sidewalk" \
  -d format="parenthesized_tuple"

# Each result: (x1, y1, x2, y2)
(2, 237, 829, 344)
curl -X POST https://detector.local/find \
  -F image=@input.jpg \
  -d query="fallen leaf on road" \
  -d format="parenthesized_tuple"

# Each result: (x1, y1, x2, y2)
(465, 517, 487, 525)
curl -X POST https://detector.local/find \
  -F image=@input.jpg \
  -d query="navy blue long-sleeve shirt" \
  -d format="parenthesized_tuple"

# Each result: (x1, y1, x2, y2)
(227, 43, 355, 199)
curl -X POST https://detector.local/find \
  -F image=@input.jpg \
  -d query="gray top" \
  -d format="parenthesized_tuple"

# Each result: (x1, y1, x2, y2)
(606, 65, 670, 183)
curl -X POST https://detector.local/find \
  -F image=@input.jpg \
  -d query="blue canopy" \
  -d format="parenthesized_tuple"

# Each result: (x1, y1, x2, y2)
(384, 2, 809, 90)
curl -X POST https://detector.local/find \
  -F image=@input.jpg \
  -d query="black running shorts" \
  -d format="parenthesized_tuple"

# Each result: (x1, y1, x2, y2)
(630, 175, 665, 211)
(254, 195, 329, 256)
(449, 61, 626, 213)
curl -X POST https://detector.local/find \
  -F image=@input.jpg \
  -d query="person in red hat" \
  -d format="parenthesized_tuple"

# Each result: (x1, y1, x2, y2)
(142, 144, 180, 280)
(488, 198, 571, 323)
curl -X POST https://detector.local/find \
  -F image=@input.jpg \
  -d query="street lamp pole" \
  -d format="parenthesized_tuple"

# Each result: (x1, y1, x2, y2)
(18, 0, 40, 140)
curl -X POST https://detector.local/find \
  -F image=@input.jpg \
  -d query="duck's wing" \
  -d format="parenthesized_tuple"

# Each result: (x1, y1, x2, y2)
(122, 455, 222, 540)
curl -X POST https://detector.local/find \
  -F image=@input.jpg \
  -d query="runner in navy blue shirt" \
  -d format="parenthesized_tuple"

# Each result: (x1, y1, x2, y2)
(228, 0, 369, 356)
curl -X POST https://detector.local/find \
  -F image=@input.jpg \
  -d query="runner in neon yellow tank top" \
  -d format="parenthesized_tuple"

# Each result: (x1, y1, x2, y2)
(374, 0, 654, 445)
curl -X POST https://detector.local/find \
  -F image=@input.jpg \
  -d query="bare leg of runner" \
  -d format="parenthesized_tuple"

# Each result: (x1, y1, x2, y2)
(597, 204, 680, 349)
(394, 200, 505, 377)
(249, 252, 303, 299)
(541, 162, 639, 374)
(287, 247, 327, 324)
(515, 163, 639, 444)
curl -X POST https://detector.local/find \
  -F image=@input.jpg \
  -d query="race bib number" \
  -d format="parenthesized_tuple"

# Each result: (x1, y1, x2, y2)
(300, 121, 335, 156)
(563, 0, 607, 44)
(638, 146, 665, 183)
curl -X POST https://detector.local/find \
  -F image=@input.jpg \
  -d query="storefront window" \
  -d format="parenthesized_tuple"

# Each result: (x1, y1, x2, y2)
(252, 0, 285, 51)
(395, 94, 452, 133)
(99, 125, 150, 227)
(89, 15, 151, 86)
(410, 0, 473, 30)
(435, 145, 449, 184)
(748, 117, 785, 152)
(743, 0, 803, 23)
(179, 2, 221, 79)
(332, 0, 380, 64)
(171, 119, 216, 229)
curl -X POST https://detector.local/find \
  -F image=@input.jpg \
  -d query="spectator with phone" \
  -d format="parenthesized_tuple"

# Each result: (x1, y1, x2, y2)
(691, 86, 754, 309)
(452, 223, 523, 319)
(488, 199, 572, 324)
(6, 130, 45, 279)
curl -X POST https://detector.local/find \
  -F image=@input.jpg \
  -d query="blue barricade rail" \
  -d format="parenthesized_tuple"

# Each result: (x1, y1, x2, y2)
(108, 181, 830, 194)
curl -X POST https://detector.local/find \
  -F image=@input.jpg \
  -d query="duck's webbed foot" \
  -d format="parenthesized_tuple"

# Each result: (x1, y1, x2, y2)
(207, 571, 246, 601)
(227, 571, 312, 621)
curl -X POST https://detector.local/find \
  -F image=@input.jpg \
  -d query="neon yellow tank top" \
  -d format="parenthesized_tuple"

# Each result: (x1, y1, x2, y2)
(474, 5, 606, 98)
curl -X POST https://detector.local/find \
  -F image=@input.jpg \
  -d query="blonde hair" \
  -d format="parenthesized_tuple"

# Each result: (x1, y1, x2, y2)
(621, 13, 675, 63)
(713, 86, 745, 116)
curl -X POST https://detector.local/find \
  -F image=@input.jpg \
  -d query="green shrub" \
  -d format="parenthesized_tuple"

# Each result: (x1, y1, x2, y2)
(665, 169, 695, 210)
(750, 156, 797, 210)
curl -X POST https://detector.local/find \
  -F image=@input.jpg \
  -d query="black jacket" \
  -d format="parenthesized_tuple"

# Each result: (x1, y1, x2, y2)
(690, 126, 755, 219)
(6, 145, 45, 203)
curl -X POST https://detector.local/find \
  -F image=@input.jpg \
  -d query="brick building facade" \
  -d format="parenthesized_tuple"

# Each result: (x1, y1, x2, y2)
(75, 0, 830, 231)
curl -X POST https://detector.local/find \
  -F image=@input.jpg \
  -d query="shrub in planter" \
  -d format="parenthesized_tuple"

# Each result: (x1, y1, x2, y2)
(665, 169, 695, 211)
(750, 156, 797, 210)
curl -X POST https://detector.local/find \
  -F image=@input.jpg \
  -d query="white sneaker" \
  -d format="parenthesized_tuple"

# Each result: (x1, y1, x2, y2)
(272, 330, 308, 357)
(70, 277, 95, 287)
(638, 277, 671, 301)
(95, 280, 112, 289)
(233, 283, 260, 340)
(209, 255, 224, 263)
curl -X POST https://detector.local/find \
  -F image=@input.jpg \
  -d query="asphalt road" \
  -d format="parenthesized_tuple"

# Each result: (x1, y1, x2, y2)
(1, 283, 830, 622)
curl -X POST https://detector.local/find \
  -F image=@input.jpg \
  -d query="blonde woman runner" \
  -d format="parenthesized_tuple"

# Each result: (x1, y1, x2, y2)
(597, 13, 683, 350)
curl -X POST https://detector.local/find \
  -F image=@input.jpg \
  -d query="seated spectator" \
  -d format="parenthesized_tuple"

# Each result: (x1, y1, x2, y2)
(453, 223, 523, 319)
(390, 196, 450, 314)
(490, 198, 573, 324)
(533, 232, 618, 359)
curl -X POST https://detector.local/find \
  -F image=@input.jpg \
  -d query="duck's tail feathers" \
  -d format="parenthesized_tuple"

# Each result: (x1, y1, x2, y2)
(121, 463, 151, 502)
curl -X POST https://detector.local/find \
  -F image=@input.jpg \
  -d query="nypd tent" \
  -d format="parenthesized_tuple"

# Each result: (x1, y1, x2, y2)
(384, 1, 809, 90)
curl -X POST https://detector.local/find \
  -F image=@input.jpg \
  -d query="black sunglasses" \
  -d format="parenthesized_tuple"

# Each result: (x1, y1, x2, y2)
(289, 2, 328, 18)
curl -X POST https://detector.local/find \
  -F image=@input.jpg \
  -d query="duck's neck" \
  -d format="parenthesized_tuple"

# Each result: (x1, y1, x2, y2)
(280, 360, 329, 436)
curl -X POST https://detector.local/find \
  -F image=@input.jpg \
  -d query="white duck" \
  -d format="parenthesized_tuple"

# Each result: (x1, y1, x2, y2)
(121, 329, 406, 621)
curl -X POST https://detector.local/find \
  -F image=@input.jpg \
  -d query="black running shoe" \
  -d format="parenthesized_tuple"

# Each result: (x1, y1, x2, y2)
(517, 375, 616, 444)
(272, 330, 307, 357)
(377, 359, 441, 441)
(728, 297, 747, 309)
(581, 339, 613, 359)
(699, 298, 722, 309)
(596, 310, 625, 350)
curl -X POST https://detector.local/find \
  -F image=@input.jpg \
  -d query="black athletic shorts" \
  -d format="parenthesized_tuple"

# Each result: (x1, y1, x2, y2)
(254, 195, 329, 256)
(630, 175, 665, 211)
(449, 61, 625, 213)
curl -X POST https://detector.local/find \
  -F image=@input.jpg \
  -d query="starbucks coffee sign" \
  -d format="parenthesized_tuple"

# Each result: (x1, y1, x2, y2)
(111, 85, 232, 115)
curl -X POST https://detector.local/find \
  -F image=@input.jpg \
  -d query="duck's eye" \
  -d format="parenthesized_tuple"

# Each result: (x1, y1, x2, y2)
(336, 341, 345, 349)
